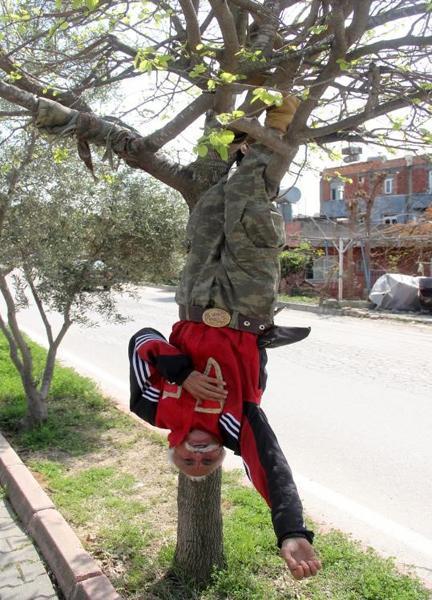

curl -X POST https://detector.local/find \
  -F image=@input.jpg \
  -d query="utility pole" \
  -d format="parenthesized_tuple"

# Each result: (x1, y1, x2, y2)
(405, 155, 413, 222)
(338, 237, 344, 302)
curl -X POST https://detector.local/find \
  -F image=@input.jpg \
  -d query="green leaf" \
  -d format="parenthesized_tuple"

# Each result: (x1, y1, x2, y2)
(390, 116, 405, 131)
(219, 71, 238, 84)
(216, 145, 228, 161)
(8, 70, 22, 82)
(310, 24, 328, 35)
(189, 63, 207, 78)
(336, 58, 350, 71)
(207, 79, 217, 91)
(85, 0, 99, 10)
(213, 129, 235, 145)
(216, 110, 245, 125)
(235, 48, 265, 63)
(251, 87, 283, 107)
(195, 144, 208, 157)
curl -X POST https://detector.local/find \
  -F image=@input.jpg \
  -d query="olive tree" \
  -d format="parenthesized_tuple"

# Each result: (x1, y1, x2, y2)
(0, 133, 187, 427)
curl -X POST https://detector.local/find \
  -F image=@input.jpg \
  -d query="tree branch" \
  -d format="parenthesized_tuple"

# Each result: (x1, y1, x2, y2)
(230, 118, 289, 154)
(0, 80, 199, 200)
(346, 0, 372, 46)
(227, 0, 269, 19)
(0, 47, 91, 112)
(179, 0, 201, 51)
(0, 80, 37, 112)
(200, 9, 215, 33)
(0, 310, 25, 377)
(0, 274, 34, 382)
(348, 35, 432, 62)
(367, 2, 428, 31)
(40, 310, 72, 399)
(305, 89, 432, 141)
(208, 0, 240, 69)
(145, 93, 215, 150)
(24, 271, 54, 346)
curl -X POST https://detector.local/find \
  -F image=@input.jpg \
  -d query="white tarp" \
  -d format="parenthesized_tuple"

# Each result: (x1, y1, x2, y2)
(369, 273, 421, 311)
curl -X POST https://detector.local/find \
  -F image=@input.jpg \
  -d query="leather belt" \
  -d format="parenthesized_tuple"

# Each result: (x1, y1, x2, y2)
(178, 304, 270, 335)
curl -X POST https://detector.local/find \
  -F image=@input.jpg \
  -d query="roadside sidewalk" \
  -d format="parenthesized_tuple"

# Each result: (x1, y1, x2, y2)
(0, 492, 59, 600)
(281, 300, 432, 325)
(0, 433, 122, 600)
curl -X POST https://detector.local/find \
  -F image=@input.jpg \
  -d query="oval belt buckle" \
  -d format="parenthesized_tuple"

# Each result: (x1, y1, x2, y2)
(202, 308, 231, 328)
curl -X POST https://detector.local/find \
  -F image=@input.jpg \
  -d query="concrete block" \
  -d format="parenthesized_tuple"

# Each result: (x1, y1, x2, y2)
(0, 563, 25, 587)
(0, 576, 58, 600)
(0, 465, 54, 527)
(0, 546, 36, 569)
(71, 574, 123, 600)
(0, 521, 19, 533)
(19, 556, 47, 582)
(0, 434, 24, 474)
(5, 532, 31, 549)
(28, 509, 102, 598)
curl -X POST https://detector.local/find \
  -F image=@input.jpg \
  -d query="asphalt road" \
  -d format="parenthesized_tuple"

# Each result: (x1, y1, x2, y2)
(13, 286, 432, 586)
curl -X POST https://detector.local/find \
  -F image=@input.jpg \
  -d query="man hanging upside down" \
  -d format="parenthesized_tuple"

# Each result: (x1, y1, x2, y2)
(129, 95, 322, 580)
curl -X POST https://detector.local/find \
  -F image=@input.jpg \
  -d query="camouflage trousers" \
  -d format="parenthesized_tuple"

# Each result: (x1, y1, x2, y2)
(176, 145, 285, 327)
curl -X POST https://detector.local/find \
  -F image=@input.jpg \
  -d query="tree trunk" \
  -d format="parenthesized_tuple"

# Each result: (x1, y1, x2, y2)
(173, 468, 225, 585)
(22, 385, 48, 428)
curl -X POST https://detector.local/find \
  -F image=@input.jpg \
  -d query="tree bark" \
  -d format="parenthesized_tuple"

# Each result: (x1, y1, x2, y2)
(173, 469, 225, 584)
(22, 387, 48, 428)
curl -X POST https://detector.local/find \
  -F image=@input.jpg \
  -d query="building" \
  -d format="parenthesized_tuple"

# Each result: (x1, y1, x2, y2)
(320, 155, 432, 225)
(281, 155, 432, 299)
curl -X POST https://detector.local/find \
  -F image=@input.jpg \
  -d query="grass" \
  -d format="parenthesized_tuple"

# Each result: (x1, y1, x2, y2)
(0, 333, 430, 599)
(278, 294, 319, 305)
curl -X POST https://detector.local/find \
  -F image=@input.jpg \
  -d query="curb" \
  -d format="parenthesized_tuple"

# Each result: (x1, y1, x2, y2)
(280, 301, 432, 325)
(0, 432, 122, 600)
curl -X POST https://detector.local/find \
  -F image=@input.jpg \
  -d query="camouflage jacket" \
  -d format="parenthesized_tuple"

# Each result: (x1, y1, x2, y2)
(176, 145, 285, 326)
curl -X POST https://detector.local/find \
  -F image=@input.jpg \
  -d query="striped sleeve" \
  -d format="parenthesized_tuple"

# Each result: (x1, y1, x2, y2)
(129, 329, 165, 424)
(129, 328, 194, 424)
(219, 411, 241, 451)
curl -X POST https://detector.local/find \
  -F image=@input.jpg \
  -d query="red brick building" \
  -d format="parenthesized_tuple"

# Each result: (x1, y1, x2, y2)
(282, 155, 432, 299)
(320, 155, 432, 224)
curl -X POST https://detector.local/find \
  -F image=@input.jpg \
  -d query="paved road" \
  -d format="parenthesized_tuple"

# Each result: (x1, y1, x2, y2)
(14, 286, 432, 586)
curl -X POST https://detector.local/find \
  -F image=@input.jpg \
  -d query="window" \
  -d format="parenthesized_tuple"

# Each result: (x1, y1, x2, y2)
(358, 175, 365, 184)
(383, 215, 398, 225)
(330, 182, 344, 201)
(428, 170, 432, 193)
(384, 177, 393, 194)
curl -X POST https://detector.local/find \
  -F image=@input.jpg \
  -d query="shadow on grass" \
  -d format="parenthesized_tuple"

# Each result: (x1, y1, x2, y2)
(146, 569, 205, 600)
(0, 335, 129, 458)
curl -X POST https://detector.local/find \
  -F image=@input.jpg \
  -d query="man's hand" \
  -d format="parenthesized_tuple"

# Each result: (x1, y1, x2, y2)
(280, 537, 322, 580)
(183, 370, 227, 402)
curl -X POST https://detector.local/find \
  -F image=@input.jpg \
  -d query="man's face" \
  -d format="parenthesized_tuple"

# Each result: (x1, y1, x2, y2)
(172, 429, 225, 478)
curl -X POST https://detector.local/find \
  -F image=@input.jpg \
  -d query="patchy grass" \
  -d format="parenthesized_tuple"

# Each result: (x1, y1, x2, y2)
(278, 294, 319, 305)
(0, 333, 429, 599)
